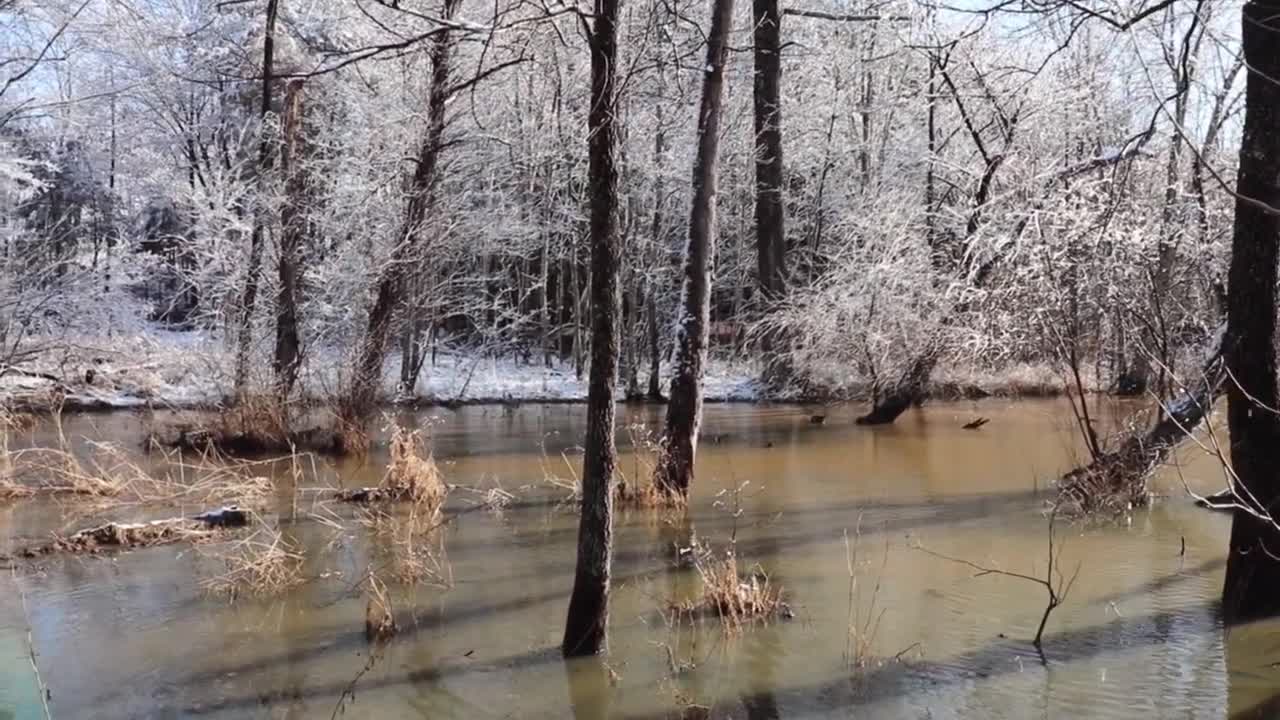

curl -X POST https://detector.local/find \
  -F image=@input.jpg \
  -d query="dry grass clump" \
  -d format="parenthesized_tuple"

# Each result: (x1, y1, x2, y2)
(159, 395, 294, 454)
(672, 551, 790, 631)
(541, 425, 684, 510)
(1055, 444, 1151, 516)
(4, 436, 275, 511)
(364, 572, 398, 642)
(337, 426, 447, 513)
(5, 441, 137, 501)
(201, 517, 305, 599)
(616, 424, 686, 510)
(539, 434, 583, 502)
(0, 411, 37, 434)
(153, 396, 358, 457)
(359, 503, 453, 587)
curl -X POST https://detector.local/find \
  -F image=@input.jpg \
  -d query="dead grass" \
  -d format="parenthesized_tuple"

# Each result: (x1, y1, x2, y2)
(4, 438, 276, 513)
(363, 572, 398, 642)
(152, 396, 356, 457)
(1055, 443, 1152, 516)
(201, 515, 305, 599)
(0, 406, 278, 510)
(0, 411, 37, 434)
(336, 426, 448, 514)
(358, 503, 453, 587)
(671, 551, 790, 632)
(617, 424, 686, 510)
(541, 425, 685, 510)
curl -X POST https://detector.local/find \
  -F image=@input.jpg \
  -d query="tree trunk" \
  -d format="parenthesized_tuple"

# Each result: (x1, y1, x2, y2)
(652, 0, 734, 498)
(646, 117, 667, 402)
(1222, 0, 1280, 627)
(274, 78, 305, 400)
(753, 0, 790, 389)
(646, 284, 663, 401)
(341, 0, 461, 424)
(233, 0, 280, 399)
(563, 0, 622, 658)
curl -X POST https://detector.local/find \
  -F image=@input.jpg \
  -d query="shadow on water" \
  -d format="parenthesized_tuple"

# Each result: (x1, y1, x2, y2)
(165, 489, 1049, 694)
(165, 600, 1224, 717)
(1225, 618, 1280, 718)
(619, 600, 1225, 719)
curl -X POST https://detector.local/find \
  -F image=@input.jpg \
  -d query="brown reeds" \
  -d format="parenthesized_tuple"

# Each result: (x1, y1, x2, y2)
(1055, 443, 1152, 516)
(364, 572, 398, 642)
(152, 396, 357, 457)
(336, 426, 447, 513)
(201, 514, 305, 598)
(358, 502, 453, 587)
(671, 550, 790, 632)
(3, 437, 275, 512)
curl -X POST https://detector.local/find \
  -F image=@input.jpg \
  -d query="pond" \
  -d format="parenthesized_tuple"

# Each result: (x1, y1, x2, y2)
(0, 398, 1273, 719)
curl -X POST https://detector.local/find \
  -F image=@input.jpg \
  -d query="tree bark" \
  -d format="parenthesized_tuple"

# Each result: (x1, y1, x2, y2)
(233, 0, 280, 399)
(653, 0, 734, 498)
(1222, 0, 1280, 627)
(341, 0, 461, 423)
(563, 0, 622, 658)
(753, 0, 789, 388)
(646, 284, 664, 401)
(274, 78, 305, 399)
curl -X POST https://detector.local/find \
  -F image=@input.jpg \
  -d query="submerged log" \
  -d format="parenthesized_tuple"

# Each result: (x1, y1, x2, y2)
(15, 505, 249, 557)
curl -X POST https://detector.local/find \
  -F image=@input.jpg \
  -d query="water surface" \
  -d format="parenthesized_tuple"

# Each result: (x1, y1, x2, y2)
(1, 399, 1275, 719)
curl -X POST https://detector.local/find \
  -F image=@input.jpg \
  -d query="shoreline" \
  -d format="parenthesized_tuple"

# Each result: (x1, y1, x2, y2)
(3, 382, 1095, 416)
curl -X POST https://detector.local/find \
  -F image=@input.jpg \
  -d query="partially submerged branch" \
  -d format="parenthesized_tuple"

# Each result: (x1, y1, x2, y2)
(1056, 329, 1226, 516)
(913, 511, 1079, 653)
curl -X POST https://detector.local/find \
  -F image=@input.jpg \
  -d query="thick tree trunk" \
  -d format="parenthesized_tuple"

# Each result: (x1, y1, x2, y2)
(753, 0, 789, 388)
(233, 0, 280, 398)
(342, 0, 460, 423)
(563, 0, 622, 658)
(653, 0, 734, 498)
(1222, 0, 1280, 627)
(274, 78, 305, 399)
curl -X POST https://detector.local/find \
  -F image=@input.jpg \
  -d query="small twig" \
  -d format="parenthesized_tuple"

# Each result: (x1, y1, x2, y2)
(912, 510, 1078, 654)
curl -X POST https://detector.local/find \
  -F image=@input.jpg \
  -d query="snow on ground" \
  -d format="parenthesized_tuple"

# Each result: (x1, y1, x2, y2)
(409, 353, 762, 403)
(1, 324, 764, 410)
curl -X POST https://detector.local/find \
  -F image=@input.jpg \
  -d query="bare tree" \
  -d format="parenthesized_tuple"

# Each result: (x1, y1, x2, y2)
(233, 0, 281, 399)
(652, 0, 735, 498)
(341, 0, 464, 425)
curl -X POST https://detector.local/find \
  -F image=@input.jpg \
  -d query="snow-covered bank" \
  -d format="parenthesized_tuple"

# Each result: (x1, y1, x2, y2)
(0, 327, 765, 411)
(1, 321, 1112, 414)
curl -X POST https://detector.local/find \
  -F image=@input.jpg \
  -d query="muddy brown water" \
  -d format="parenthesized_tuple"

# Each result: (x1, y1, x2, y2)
(0, 399, 1276, 719)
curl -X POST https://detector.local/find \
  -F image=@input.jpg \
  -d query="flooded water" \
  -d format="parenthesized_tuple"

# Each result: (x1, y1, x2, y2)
(1, 398, 1277, 719)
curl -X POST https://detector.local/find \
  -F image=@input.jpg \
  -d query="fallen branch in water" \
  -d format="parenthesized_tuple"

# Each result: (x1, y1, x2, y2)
(1056, 328, 1226, 516)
